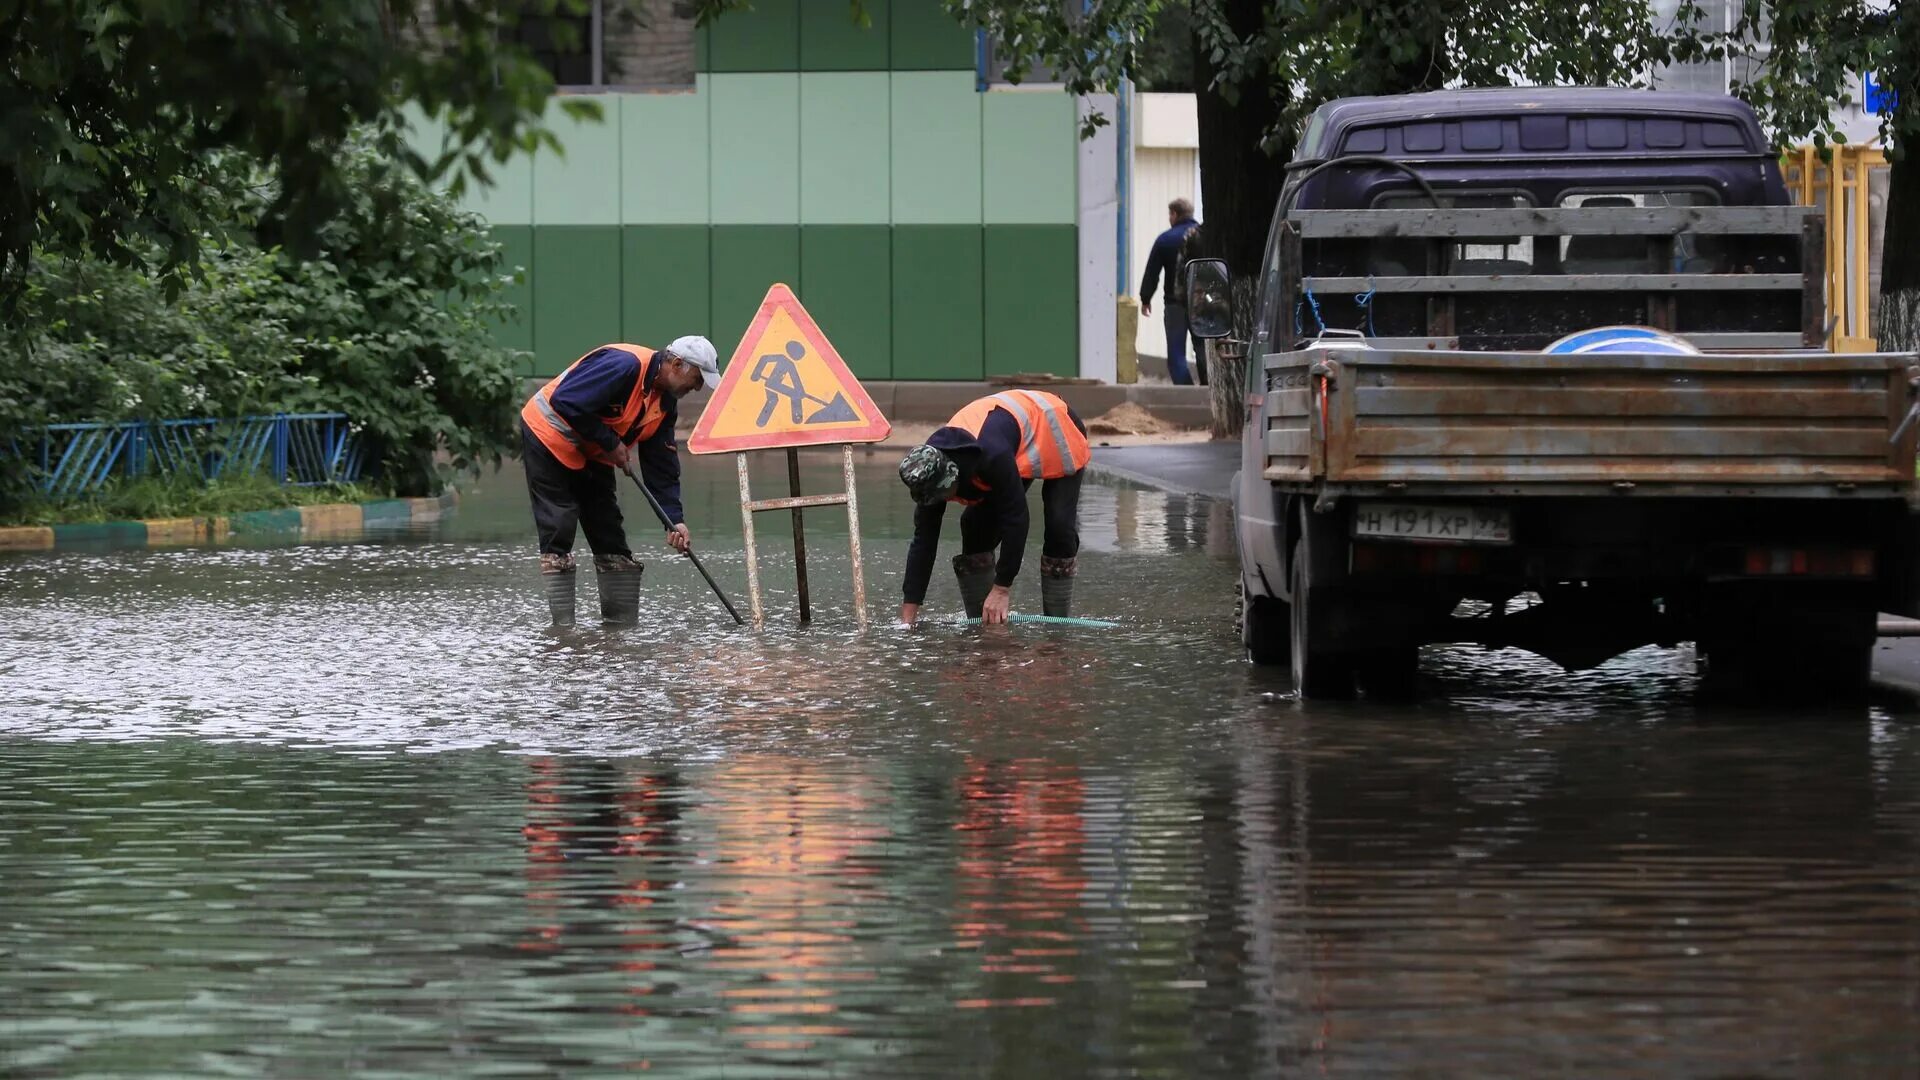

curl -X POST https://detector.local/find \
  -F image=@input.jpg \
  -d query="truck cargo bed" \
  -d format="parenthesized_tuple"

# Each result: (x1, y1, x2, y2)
(1264, 348, 1920, 497)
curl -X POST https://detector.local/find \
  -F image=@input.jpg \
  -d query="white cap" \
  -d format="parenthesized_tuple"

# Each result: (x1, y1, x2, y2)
(667, 335, 721, 389)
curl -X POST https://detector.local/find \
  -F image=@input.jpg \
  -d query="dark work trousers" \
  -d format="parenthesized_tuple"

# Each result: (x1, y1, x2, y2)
(522, 423, 631, 558)
(1163, 303, 1199, 386)
(958, 471, 1083, 561)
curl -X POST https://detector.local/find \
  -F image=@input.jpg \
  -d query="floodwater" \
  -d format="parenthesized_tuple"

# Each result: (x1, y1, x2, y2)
(4, 450, 1920, 1077)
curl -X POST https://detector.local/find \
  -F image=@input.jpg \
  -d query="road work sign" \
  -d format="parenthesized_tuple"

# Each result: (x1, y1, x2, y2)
(688, 284, 890, 454)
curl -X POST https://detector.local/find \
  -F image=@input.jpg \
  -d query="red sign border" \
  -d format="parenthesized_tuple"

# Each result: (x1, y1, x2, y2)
(687, 283, 892, 455)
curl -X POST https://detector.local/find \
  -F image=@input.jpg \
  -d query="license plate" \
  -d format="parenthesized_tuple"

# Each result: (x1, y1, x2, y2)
(1351, 503, 1512, 544)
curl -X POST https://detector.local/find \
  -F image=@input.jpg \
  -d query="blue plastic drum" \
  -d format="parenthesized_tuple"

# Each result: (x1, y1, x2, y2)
(1544, 326, 1699, 356)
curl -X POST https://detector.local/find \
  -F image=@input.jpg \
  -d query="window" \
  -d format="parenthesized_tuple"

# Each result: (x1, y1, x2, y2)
(1556, 191, 1725, 273)
(500, 0, 696, 91)
(1373, 192, 1538, 275)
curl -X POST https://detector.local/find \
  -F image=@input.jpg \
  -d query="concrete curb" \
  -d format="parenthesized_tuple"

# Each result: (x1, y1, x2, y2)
(0, 490, 458, 553)
(1869, 672, 1920, 697)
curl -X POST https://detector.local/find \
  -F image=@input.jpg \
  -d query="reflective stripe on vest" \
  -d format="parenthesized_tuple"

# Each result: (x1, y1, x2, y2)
(520, 345, 662, 469)
(948, 390, 1090, 481)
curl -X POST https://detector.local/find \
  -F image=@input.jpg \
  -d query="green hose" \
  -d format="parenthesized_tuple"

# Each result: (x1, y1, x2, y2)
(960, 614, 1118, 629)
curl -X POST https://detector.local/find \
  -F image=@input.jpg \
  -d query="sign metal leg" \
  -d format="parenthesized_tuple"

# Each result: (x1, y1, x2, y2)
(736, 453, 764, 628)
(787, 447, 811, 625)
(844, 444, 867, 629)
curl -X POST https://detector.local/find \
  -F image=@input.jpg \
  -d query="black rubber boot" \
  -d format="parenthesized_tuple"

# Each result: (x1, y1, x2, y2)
(594, 553, 645, 626)
(952, 551, 995, 619)
(540, 553, 577, 627)
(1040, 555, 1076, 617)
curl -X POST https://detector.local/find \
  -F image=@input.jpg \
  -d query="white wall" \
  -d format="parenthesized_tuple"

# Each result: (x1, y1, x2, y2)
(1126, 92, 1204, 362)
(1130, 147, 1202, 360)
(1078, 94, 1119, 382)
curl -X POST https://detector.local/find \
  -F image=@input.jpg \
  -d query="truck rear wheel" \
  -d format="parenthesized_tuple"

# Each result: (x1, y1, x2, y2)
(1241, 588, 1291, 666)
(1290, 507, 1356, 699)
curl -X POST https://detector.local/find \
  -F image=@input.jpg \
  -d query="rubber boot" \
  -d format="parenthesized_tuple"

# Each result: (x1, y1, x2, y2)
(595, 553, 645, 626)
(1040, 555, 1076, 618)
(952, 551, 995, 619)
(540, 553, 577, 627)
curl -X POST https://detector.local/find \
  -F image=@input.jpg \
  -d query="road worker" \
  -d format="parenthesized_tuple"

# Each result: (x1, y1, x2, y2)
(520, 338, 720, 626)
(896, 389, 1092, 626)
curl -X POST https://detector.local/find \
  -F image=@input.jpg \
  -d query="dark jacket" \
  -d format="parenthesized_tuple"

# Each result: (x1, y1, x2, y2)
(1140, 217, 1199, 307)
(546, 346, 684, 524)
(900, 409, 1030, 605)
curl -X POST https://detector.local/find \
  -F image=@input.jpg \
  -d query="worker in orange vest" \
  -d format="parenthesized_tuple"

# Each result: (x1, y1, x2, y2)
(896, 390, 1092, 626)
(520, 337, 720, 626)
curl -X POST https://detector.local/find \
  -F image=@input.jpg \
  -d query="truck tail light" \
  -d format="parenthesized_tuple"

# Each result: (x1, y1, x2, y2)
(1351, 543, 1484, 576)
(1739, 546, 1875, 578)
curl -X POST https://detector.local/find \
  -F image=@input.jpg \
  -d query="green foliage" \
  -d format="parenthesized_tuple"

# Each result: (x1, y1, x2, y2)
(1132, 3, 1195, 93)
(951, 0, 1679, 142)
(1, 475, 384, 529)
(2, 135, 526, 505)
(0, 0, 776, 303)
(1665, 1, 1900, 152)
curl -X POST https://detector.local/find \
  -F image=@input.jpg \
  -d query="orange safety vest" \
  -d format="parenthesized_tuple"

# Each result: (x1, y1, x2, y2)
(520, 345, 667, 469)
(946, 390, 1091, 483)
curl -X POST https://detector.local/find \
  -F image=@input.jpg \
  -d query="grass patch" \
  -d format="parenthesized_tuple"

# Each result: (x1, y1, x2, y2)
(2, 472, 391, 527)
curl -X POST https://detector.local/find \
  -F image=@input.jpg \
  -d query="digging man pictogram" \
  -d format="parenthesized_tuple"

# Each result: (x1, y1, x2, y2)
(750, 340, 858, 428)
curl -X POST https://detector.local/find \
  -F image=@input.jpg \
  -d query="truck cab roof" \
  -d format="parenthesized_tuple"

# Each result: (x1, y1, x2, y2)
(1295, 87, 1773, 166)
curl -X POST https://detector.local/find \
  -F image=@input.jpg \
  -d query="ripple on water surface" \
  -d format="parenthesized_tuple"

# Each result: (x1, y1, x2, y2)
(3, 459, 1919, 1076)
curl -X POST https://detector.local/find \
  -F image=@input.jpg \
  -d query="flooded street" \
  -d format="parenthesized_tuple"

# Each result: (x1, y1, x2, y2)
(5, 451, 1920, 1076)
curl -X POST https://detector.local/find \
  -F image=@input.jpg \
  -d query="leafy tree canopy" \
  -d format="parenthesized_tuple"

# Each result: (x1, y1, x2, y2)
(0, 0, 834, 304)
(953, 0, 1684, 144)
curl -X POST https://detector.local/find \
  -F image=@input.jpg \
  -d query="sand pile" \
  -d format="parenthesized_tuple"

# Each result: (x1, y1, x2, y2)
(1086, 402, 1174, 437)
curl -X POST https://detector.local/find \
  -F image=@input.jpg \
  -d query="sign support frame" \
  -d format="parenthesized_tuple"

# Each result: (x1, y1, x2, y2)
(733, 444, 868, 630)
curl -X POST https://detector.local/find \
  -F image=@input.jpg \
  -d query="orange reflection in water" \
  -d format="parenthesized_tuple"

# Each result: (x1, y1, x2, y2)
(519, 757, 682, 1021)
(952, 756, 1089, 1009)
(702, 756, 887, 1052)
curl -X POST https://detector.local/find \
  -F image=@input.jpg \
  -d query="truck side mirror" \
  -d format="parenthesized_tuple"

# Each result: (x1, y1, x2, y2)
(1185, 259, 1232, 339)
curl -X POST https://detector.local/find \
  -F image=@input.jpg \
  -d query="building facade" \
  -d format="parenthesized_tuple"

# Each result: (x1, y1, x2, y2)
(406, 0, 1106, 382)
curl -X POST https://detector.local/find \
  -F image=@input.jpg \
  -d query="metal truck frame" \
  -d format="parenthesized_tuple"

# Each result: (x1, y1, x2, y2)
(1194, 90, 1920, 700)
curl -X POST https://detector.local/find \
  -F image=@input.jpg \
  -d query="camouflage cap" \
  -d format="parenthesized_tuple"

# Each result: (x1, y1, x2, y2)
(899, 445, 959, 506)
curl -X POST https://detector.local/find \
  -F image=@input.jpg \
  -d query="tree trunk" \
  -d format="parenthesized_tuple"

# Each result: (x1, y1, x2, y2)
(1878, 153, 1920, 352)
(1192, 0, 1291, 440)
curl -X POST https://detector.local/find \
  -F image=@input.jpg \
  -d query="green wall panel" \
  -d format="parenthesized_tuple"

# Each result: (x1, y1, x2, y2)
(709, 74, 800, 224)
(397, 103, 445, 170)
(533, 99, 623, 225)
(890, 72, 981, 224)
(800, 227, 891, 380)
(801, 0, 889, 70)
(621, 226, 711, 351)
(983, 90, 1076, 225)
(800, 73, 890, 225)
(460, 146, 535, 227)
(892, 226, 982, 380)
(706, 0, 798, 72)
(983, 227, 1076, 378)
(620, 82, 709, 224)
(490, 225, 536, 359)
(531, 227, 624, 376)
(711, 226, 801, 353)
(890, 0, 974, 70)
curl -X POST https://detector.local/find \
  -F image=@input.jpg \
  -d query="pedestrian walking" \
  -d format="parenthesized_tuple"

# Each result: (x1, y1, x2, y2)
(519, 338, 720, 626)
(1140, 197, 1202, 385)
(895, 390, 1091, 626)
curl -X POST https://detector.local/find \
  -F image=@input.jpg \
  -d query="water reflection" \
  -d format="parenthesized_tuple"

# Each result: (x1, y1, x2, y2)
(2, 455, 1919, 1075)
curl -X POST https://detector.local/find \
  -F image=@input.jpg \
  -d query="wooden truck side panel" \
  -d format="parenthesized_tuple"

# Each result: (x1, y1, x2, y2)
(1264, 348, 1920, 497)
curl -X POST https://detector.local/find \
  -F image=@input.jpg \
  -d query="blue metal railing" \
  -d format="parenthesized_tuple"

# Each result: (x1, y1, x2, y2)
(16, 413, 365, 498)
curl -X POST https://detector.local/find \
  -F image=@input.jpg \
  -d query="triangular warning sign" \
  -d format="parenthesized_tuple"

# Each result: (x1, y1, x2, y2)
(688, 283, 892, 455)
